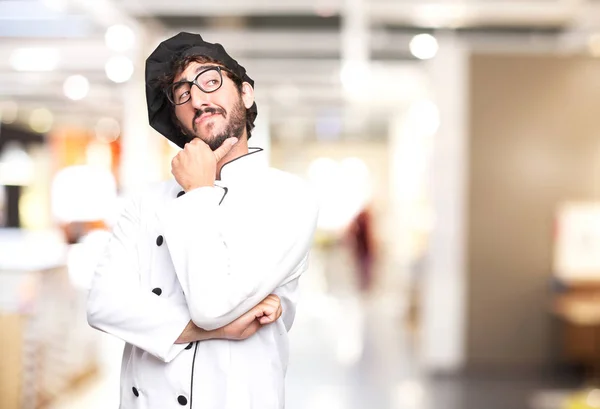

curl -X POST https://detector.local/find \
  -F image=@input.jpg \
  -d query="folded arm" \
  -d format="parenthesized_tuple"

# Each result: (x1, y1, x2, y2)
(177, 294, 283, 343)
(161, 181, 318, 331)
(87, 193, 296, 362)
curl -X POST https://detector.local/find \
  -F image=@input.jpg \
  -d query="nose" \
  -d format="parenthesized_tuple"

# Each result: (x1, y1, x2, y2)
(189, 84, 212, 110)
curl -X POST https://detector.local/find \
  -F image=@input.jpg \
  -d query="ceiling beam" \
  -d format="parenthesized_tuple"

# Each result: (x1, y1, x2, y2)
(119, 0, 579, 28)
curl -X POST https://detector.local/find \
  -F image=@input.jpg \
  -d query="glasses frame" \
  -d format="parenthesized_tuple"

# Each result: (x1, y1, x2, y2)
(166, 66, 232, 106)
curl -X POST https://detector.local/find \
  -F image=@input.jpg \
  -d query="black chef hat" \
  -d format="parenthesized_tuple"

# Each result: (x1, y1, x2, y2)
(145, 32, 258, 148)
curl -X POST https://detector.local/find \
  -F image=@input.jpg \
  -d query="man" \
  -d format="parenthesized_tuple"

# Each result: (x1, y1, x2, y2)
(87, 32, 319, 409)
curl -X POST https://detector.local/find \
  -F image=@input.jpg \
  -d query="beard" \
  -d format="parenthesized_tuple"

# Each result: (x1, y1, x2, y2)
(182, 96, 246, 151)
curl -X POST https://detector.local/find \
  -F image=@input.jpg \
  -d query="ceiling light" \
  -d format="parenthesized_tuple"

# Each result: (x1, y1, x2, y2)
(63, 75, 90, 101)
(105, 56, 134, 83)
(410, 34, 439, 60)
(105, 24, 135, 52)
(29, 108, 54, 133)
(10, 48, 60, 72)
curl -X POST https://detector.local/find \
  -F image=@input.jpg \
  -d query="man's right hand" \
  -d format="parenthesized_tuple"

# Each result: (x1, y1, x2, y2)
(219, 294, 282, 340)
(171, 137, 238, 191)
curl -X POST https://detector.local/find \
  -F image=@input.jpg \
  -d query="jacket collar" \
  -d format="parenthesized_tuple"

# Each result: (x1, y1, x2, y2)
(217, 147, 265, 182)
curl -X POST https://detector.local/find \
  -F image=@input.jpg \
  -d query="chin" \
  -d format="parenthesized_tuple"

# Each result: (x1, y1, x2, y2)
(202, 124, 224, 139)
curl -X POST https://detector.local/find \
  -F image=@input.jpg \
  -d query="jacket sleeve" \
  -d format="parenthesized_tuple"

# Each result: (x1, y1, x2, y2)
(160, 180, 318, 331)
(87, 194, 191, 363)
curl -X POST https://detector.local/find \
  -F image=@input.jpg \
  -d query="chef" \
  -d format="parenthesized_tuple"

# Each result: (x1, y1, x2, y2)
(87, 32, 319, 409)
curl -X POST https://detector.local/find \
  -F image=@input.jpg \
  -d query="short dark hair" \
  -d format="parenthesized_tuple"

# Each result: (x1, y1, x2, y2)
(156, 54, 257, 140)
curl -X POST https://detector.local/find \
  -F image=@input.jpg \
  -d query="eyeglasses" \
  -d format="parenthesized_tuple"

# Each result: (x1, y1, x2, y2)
(166, 66, 231, 105)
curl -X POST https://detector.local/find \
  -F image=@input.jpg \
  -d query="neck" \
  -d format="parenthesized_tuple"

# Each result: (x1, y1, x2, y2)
(216, 134, 249, 179)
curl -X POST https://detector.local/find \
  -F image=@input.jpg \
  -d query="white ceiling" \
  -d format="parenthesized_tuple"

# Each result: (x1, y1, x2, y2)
(1, 0, 599, 140)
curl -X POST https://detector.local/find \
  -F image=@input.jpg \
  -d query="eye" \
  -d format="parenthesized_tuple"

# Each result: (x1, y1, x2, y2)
(178, 91, 190, 103)
(203, 79, 220, 88)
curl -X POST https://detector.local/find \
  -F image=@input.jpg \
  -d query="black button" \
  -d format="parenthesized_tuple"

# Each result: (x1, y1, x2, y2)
(177, 190, 185, 198)
(132, 387, 139, 397)
(178, 395, 188, 405)
(185, 343, 193, 350)
(152, 288, 162, 296)
(156, 235, 164, 246)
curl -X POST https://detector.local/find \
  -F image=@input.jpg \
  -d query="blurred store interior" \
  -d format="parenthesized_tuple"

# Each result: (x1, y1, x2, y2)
(3, 1, 600, 408)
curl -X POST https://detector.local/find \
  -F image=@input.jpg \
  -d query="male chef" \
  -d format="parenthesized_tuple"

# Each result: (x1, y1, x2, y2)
(87, 32, 319, 409)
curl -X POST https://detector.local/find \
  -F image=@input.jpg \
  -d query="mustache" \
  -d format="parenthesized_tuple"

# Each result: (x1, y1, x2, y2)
(193, 106, 226, 122)
(192, 106, 226, 133)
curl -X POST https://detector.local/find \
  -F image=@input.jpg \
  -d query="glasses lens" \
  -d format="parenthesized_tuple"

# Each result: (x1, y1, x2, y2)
(169, 82, 192, 105)
(167, 67, 224, 105)
(197, 68, 223, 93)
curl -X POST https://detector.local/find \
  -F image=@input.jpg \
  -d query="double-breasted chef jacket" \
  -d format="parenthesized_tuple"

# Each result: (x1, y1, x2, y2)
(87, 148, 319, 409)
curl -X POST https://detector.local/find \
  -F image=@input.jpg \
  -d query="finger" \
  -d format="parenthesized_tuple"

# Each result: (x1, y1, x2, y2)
(259, 315, 274, 325)
(256, 310, 277, 325)
(260, 300, 278, 311)
(213, 137, 238, 162)
(253, 307, 265, 319)
(259, 306, 277, 319)
(262, 294, 280, 307)
(273, 305, 282, 320)
(261, 306, 281, 324)
(260, 300, 278, 313)
(260, 302, 279, 315)
(266, 294, 280, 302)
(183, 141, 196, 152)
(238, 309, 258, 323)
(265, 294, 280, 306)
(262, 307, 279, 323)
(183, 138, 203, 153)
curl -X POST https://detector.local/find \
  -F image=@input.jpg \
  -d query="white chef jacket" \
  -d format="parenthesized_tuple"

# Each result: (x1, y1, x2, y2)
(87, 148, 319, 409)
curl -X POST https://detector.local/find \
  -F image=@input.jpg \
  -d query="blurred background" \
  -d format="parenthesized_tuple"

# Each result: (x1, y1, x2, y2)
(3, 0, 600, 408)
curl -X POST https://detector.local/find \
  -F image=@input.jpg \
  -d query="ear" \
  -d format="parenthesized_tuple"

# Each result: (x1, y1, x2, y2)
(241, 82, 255, 109)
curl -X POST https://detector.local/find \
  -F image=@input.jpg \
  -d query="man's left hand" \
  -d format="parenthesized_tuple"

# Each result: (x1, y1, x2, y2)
(219, 294, 282, 340)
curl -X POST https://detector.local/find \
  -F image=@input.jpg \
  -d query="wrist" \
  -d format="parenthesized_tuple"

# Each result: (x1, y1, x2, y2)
(195, 326, 225, 341)
(194, 326, 211, 341)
